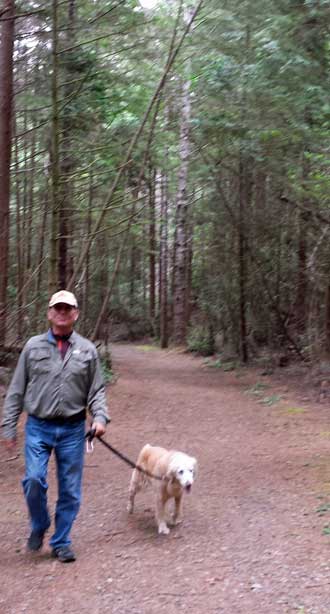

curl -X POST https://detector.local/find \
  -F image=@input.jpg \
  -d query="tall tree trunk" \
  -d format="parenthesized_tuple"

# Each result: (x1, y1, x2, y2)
(149, 166, 156, 322)
(238, 153, 251, 363)
(235, 17, 253, 362)
(92, 221, 132, 342)
(80, 172, 93, 335)
(159, 170, 169, 348)
(14, 121, 23, 340)
(92, 240, 124, 343)
(99, 228, 109, 310)
(129, 198, 137, 309)
(26, 115, 36, 274)
(33, 184, 49, 327)
(0, 0, 15, 344)
(295, 154, 310, 334)
(173, 78, 191, 344)
(22, 110, 28, 274)
(142, 204, 147, 311)
(58, 0, 75, 288)
(49, 0, 60, 294)
(325, 282, 330, 355)
(185, 218, 193, 324)
(296, 210, 309, 333)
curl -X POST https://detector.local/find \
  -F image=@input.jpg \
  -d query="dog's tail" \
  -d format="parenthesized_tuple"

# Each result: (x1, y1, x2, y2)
(139, 443, 152, 462)
(135, 444, 154, 484)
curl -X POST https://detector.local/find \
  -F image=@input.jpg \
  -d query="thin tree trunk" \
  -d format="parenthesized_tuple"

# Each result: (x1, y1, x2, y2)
(142, 203, 147, 310)
(129, 197, 137, 309)
(80, 172, 93, 334)
(91, 224, 131, 342)
(14, 121, 23, 340)
(26, 115, 36, 274)
(238, 153, 250, 363)
(149, 165, 156, 322)
(98, 228, 109, 311)
(295, 154, 310, 334)
(173, 78, 191, 344)
(325, 282, 330, 355)
(0, 0, 15, 343)
(49, 0, 60, 293)
(160, 169, 169, 348)
(185, 218, 193, 324)
(33, 184, 49, 326)
(59, 0, 75, 288)
(22, 109, 28, 273)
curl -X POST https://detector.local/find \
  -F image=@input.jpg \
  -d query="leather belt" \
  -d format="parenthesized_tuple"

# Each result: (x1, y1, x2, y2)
(45, 410, 86, 424)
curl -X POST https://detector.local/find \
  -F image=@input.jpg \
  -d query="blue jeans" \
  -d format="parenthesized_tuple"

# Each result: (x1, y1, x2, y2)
(23, 415, 85, 549)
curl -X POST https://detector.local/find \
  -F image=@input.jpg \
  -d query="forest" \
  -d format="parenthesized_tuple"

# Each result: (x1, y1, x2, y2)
(1, 0, 330, 364)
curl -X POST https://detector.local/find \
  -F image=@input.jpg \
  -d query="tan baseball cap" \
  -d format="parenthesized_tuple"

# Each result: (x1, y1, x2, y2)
(48, 290, 78, 308)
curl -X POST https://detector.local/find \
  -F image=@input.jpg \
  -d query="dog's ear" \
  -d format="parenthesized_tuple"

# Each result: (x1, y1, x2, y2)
(165, 458, 176, 482)
(191, 457, 198, 477)
(165, 468, 175, 482)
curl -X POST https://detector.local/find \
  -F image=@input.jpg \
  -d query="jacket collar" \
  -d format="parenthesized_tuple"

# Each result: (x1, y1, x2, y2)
(47, 329, 76, 345)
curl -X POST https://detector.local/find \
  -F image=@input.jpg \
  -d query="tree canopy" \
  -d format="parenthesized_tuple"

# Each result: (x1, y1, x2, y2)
(1, 0, 330, 362)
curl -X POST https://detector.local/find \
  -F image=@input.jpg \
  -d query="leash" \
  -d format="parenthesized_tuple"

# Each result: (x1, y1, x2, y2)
(85, 429, 163, 481)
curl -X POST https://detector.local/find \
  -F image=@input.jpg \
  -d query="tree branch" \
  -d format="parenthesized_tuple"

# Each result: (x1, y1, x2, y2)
(67, 0, 204, 290)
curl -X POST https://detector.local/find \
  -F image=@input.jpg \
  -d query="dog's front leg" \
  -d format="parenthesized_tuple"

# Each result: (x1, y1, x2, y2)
(155, 490, 170, 535)
(127, 469, 140, 514)
(172, 494, 183, 525)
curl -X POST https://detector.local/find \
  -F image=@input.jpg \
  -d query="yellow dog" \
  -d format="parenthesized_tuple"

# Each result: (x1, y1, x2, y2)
(127, 444, 198, 535)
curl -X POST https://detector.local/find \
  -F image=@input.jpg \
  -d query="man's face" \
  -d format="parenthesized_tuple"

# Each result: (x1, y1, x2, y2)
(48, 303, 79, 334)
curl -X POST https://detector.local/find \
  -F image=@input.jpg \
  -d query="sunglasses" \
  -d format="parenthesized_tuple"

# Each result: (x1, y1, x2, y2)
(52, 304, 76, 312)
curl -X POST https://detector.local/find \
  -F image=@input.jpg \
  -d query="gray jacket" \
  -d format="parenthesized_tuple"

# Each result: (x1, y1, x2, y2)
(1, 329, 110, 440)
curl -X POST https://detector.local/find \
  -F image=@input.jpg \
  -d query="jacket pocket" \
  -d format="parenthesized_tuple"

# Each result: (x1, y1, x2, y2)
(69, 351, 91, 376)
(29, 349, 52, 374)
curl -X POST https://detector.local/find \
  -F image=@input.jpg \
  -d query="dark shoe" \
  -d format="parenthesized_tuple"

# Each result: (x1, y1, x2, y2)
(27, 530, 46, 552)
(52, 546, 76, 563)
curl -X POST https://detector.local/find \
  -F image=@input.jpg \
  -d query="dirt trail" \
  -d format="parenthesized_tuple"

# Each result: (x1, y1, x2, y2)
(1, 343, 330, 614)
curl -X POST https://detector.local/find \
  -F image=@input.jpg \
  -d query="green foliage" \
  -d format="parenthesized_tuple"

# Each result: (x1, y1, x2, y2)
(7, 0, 330, 362)
(222, 361, 237, 372)
(204, 357, 223, 369)
(316, 502, 330, 516)
(246, 382, 269, 396)
(246, 384, 282, 406)
(187, 325, 215, 357)
(100, 359, 113, 385)
(203, 356, 238, 371)
(259, 395, 282, 406)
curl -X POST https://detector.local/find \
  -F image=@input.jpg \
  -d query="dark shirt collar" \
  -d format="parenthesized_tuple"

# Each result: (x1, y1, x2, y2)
(53, 332, 72, 341)
(48, 329, 73, 343)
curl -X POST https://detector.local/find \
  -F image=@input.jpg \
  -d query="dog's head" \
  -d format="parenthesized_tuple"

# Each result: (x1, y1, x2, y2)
(166, 452, 197, 492)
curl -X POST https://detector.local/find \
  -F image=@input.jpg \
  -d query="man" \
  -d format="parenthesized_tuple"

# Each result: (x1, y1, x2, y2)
(1, 290, 110, 563)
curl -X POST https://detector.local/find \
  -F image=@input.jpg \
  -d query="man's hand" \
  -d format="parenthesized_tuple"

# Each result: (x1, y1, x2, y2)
(91, 421, 106, 437)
